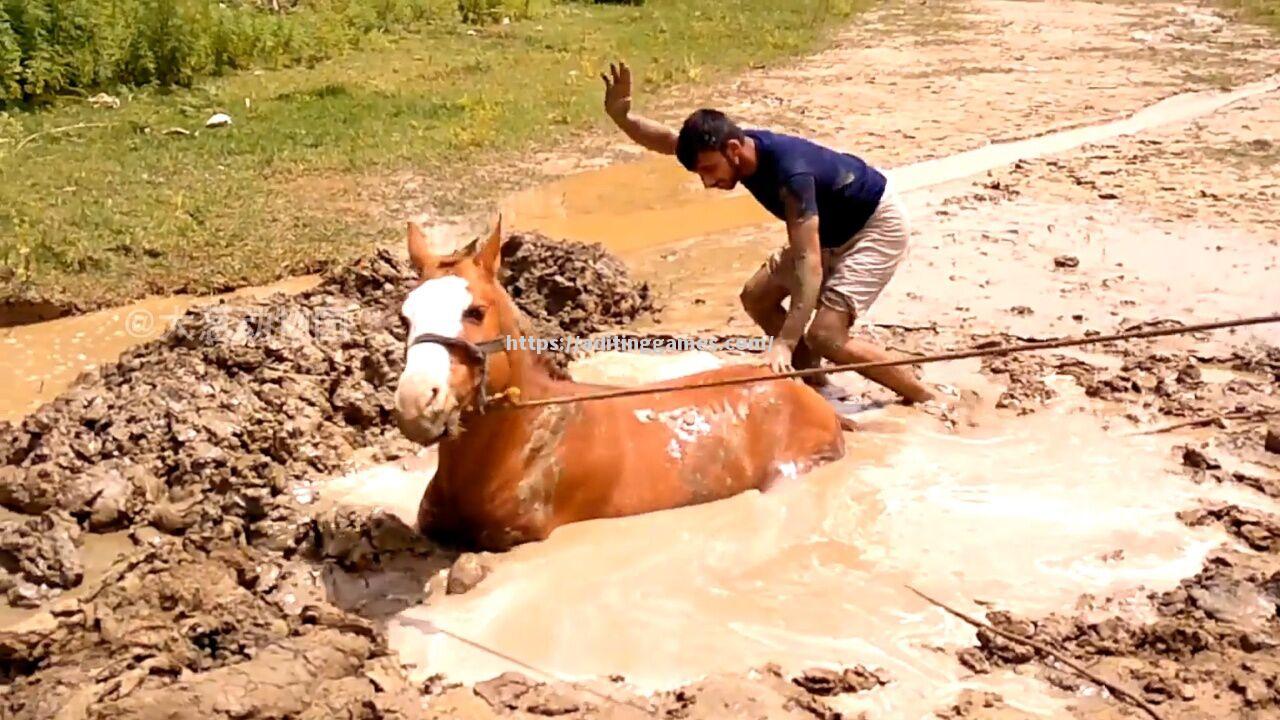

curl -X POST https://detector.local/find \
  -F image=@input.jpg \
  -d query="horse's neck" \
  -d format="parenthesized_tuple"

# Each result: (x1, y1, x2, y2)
(492, 297, 573, 400)
(437, 300, 570, 474)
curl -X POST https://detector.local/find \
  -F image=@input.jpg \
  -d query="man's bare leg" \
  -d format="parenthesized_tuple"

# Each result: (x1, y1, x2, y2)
(739, 266, 829, 386)
(804, 305, 935, 404)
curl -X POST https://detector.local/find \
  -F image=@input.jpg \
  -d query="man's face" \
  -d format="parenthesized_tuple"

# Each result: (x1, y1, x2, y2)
(692, 139, 746, 190)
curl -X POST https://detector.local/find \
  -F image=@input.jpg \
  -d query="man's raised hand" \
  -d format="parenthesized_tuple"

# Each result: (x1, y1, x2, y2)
(601, 61, 632, 122)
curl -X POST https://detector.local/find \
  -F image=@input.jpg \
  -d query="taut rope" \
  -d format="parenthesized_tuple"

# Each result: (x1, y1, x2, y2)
(494, 313, 1280, 410)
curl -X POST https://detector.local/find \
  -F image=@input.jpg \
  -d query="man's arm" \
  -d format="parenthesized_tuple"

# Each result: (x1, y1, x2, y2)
(601, 61, 677, 155)
(776, 175, 823, 356)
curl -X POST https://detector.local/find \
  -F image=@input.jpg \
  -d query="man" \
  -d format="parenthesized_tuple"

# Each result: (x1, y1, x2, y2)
(601, 61, 937, 405)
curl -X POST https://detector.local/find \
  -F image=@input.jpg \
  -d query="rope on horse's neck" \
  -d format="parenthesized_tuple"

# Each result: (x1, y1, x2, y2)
(490, 313, 1280, 411)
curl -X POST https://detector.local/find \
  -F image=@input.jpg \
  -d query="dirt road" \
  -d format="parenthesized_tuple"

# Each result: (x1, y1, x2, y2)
(2, 0, 1279, 718)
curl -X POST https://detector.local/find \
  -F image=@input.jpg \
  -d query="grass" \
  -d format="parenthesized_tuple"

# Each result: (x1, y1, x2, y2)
(0, 0, 872, 315)
(1221, 0, 1280, 30)
(0, 0, 463, 104)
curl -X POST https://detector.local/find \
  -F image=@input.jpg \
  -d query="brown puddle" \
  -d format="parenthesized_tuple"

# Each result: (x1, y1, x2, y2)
(502, 156, 771, 255)
(317, 352, 1277, 718)
(0, 275, 320, 423)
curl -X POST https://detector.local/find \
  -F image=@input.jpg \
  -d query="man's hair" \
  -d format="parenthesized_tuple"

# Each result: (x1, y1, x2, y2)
(676, 109, 745, 170)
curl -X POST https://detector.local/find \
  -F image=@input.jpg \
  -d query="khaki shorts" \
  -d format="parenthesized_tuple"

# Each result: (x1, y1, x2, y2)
(762, 181, 910, 318)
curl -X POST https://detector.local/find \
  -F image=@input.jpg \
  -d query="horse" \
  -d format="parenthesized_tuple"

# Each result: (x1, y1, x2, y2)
(393, 218, 846, 551)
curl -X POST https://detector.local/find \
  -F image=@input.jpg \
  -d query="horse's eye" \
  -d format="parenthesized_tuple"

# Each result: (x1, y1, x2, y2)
(463, 306, 486, 323)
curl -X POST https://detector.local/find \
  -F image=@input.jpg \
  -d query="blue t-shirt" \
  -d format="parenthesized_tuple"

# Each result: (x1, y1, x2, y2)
(741, 129, 887, 248)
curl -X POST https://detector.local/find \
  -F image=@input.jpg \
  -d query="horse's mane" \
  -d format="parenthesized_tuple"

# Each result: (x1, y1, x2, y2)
(504, 292, 574, 382)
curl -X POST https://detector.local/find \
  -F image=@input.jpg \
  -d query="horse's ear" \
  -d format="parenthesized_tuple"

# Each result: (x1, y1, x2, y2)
(476, 214, 502, 277)
(407, 221, 437, 275)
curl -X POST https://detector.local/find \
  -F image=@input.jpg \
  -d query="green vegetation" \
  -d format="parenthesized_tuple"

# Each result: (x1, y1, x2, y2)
(1222, 0, 1280, 29)
(0, 0, 474, 104)
(0, 0, 869, 313)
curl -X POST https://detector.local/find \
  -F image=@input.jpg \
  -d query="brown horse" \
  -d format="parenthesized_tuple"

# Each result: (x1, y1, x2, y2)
(393, 218, 846, 551)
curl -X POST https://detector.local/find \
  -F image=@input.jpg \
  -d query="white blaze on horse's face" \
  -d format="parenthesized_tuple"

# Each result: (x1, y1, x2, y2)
(396, 275, 473, 426)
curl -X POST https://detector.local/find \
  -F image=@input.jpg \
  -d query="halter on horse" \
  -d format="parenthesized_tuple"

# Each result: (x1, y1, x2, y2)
(393, 218, 846, 551)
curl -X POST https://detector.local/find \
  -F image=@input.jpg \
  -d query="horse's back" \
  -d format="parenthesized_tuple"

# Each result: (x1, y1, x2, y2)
(642, 361, 777, 389)
(554, 360, 844, 518)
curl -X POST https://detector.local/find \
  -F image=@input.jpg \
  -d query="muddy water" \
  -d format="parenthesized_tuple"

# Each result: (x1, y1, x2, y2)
(502, 156, 772, 253)
(0, 275, 319, 423)
(311, 352, 1264, 717)
(505, 75, 1280, 253)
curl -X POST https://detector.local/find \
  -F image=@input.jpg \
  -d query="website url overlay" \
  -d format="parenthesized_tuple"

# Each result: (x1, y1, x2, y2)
(506, 334, 775, 354)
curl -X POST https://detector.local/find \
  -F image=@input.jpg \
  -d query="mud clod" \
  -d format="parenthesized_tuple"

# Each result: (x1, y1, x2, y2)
(1182, 445, 1221, 470)
(446, 553, 491, 595)
(935, 689, 1009, 719)
(1180, 504, 1280, 554)
(792, 666, 888, 696)
(473, 673, 584, 716)
(956, 647, 992, 674)
(500, 232, 656, 336)
(314, 506, 434, 571)
(0, 510, 83, 606)
(982, 353, 1061, 414)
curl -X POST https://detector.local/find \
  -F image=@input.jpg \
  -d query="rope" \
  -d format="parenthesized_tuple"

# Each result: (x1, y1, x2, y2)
(495, 313, 1280, 410)
(396, 615, 657, 715)
(907, 585, 1166, 720)
(1125, 409, 1280, 437)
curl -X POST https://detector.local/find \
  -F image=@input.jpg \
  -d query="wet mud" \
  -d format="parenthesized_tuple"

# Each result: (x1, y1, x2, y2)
(942, 343, 1280, 720)
(0, 511, 82, 608)
(499, 232, 657, 336)
(0, 537, 423, 720)
(421, 663, 888, 720)
(968, 541, 1280, 719)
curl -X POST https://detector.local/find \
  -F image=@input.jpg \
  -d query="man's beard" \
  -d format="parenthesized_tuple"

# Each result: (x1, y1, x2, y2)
(723, 150, 743, 188)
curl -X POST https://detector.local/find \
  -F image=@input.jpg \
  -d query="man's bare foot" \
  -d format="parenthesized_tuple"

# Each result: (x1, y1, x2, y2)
(806, 375, 853, 402)
(910, 383, 965, 427)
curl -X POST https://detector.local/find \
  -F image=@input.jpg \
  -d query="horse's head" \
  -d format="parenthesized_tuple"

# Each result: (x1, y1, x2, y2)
(394, 217, 511, 445)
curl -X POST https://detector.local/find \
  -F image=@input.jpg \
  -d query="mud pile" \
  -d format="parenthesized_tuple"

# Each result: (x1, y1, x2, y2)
(0, 537, 422, 720)
(499, 232, 656, 336)
(421, 663, 888, 719)
(0, 249, 420, 573)
(974, 336, 1280, 425)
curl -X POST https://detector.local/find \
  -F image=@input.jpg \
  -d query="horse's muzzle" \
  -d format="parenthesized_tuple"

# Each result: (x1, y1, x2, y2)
(394, 376, 459, 446)
(395, 410, 453, 446)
